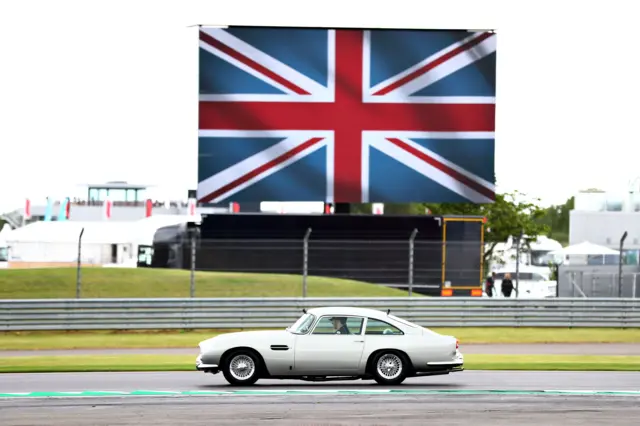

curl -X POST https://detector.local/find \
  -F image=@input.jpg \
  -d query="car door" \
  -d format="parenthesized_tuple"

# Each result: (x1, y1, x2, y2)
(293, 315, 366, 375)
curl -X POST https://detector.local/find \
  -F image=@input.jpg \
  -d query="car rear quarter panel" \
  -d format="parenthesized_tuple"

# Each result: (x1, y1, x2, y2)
(363, 330, 457, 369)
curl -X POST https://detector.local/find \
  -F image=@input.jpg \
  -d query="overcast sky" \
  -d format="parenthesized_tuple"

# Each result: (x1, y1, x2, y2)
(1, 0, 639, 213)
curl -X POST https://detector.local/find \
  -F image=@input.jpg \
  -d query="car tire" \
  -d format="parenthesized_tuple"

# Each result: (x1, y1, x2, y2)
(371, 351, 408, 385)
(222, 350, 261, 386)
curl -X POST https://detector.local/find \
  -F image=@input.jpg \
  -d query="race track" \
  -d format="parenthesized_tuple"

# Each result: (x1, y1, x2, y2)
(2, 394, 640, 426)
(2, 370, 640, 392)
(1, 371, 639, 425)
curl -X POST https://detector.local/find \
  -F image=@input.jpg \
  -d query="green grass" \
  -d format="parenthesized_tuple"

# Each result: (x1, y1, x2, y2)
(1, 354, 638, 373)
(466, 355, 640, 371)
(2, 328, 639, 351)
(0, 267, 413, 299)
(444, 327, 640, 344)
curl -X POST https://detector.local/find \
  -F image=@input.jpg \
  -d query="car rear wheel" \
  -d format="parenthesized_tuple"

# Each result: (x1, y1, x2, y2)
(372, 351, 408, 385)
(222, 350, 260, 386)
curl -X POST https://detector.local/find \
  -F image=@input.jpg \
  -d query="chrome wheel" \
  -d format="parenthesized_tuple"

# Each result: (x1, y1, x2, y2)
(229, 354, 256, 381)
(376, 353, 402, 380)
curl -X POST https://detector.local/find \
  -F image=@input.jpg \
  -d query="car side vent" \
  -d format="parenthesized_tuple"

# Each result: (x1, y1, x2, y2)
(270, 345, 289, 351)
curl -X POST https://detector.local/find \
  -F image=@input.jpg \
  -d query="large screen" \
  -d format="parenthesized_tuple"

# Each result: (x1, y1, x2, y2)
(197, 26, 497, 204)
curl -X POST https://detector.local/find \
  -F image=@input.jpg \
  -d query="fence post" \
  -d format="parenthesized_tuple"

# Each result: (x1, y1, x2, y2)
(408, 228, 418, 297)
(190, 229, 196, 298)
(76, 228, 85, 299)
(515, 229, 523, 298)
(302, 228, 312, 297)
(619, 231, 628, 297)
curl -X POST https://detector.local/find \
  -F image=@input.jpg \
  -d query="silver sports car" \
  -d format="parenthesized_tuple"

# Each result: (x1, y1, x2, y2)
(196, 306, 464, 386)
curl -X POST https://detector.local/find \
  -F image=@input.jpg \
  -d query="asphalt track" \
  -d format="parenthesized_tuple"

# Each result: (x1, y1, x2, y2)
(2, 370, 640, 393)
(1, 371, 639, 425)
(3, 343, 640, 356)
(2, 394, 640, 425)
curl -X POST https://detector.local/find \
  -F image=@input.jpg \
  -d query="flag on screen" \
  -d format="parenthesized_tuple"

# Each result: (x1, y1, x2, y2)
(197, 27, 496, 204)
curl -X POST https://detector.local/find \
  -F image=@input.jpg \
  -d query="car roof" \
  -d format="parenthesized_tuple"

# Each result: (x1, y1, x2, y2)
(306, 306, 391, 320)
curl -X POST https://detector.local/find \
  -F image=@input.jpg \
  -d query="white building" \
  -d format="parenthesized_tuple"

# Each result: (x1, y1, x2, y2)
(569, 189, 640, 264)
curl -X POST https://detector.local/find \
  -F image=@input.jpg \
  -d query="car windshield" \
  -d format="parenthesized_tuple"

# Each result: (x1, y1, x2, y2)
(288, 313, 316, 334)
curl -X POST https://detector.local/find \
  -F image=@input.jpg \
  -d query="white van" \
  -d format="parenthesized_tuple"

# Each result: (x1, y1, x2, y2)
(485, 265, 557, 298)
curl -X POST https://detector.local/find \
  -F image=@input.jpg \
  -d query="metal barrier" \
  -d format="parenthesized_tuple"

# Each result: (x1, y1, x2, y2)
(1, 298, 640, 331)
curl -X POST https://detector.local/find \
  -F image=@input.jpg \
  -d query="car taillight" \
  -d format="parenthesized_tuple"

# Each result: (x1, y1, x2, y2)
(456, 340, 459, 349)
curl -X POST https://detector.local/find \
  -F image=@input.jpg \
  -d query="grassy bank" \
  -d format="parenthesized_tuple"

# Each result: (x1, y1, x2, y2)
(1, 354, 638, 373)
(0, 268, 412, 298)
(2, 328, 639, 351)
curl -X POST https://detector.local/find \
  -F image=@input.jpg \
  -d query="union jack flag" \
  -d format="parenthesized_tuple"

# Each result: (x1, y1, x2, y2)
(197, 26, 496, 204)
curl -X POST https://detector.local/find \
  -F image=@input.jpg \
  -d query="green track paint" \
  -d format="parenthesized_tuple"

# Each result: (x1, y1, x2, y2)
(0, 389, 639, 398)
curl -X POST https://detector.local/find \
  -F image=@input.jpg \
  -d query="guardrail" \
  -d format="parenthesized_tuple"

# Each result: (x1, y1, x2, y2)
(1, 298, 640, 331)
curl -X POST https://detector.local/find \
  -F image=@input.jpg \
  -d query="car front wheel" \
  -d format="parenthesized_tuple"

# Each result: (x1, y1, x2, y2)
(222, 350, 260, 386)
(372, 351, 408, 385)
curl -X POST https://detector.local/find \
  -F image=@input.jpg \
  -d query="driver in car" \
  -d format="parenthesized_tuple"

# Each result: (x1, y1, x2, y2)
(331, 316, 350, 334)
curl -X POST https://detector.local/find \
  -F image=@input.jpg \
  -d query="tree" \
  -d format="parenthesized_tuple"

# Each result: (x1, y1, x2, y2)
(348, 203, 424, 215)
(537, 196, 574, 244)
(347, 191, 551, 267)
(424, 191, 550, 266)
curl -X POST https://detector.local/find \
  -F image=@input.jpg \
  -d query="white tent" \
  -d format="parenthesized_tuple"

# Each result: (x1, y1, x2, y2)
(3, 214, 200, 265)
(550, 241, 619, 256)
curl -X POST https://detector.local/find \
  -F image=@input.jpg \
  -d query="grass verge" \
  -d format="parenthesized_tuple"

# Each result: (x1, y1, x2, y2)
(2, 328, 640, 351)
(0, 267, 413, 298)
(1, 354, 638, 373)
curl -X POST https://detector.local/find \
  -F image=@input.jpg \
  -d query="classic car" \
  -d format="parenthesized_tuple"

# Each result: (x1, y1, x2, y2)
(196, 306, 463, 385)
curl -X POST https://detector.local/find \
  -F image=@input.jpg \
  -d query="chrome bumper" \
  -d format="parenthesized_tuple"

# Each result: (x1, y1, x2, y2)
(426, 350, 464, 367)
(196, 354, 219, 372)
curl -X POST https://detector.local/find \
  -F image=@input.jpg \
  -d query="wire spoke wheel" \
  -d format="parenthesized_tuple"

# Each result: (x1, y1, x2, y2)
(229, 354, 256, 381)
(376, 353, 402, 380)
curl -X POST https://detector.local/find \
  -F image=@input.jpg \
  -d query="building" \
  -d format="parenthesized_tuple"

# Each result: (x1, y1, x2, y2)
(3, 215, 202, 268)
(569, 189, 640, 263)
(1, 181, 231, 228)
(0, 181, 227, 268)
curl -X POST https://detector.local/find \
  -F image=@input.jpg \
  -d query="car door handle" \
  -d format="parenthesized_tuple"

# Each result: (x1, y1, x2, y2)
(354, 340, 364, 343)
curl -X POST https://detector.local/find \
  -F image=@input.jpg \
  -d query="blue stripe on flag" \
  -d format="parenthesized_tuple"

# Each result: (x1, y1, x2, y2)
(368, 147, 487, 203)
(199, 49, 286, 95)
(407, 138, 495, 183)
(410, 52, 496, 97)
(200, 145, 328, 202)
(226, 28, 329, 87)
(369, 30, 472, 87)
(198, 137, 288, 182)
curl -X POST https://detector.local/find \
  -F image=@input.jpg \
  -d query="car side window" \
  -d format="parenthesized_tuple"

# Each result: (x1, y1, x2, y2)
(365, 318, 404, 335)
(311, 316, 364, 335)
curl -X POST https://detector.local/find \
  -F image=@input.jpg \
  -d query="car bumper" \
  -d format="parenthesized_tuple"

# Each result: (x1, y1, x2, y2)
(195, 354, 219, 373)
(424, 350, 464, 372)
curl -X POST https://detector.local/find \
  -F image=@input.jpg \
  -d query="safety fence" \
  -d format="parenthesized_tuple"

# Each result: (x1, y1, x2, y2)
(559, 269, 640, 298)
(1, 297, 639, 331)
(5, 238, 485, 297)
